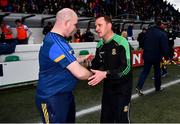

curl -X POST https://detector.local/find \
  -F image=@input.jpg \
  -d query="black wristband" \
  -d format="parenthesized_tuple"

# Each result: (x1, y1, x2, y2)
(107, 70, 110, 74)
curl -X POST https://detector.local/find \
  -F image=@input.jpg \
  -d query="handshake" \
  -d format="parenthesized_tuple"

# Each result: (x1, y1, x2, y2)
(77, 54, 107, 86)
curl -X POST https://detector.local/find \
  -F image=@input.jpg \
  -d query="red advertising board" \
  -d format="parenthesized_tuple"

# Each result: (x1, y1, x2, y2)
(132, 46, 180, 67)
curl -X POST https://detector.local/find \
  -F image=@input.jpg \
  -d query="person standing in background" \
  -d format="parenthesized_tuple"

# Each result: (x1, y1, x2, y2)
(127, 23, 134, 40)
(73, 29, 82, 43)
(0, 20, 16, 55)
(136, 18, 169, 96)
(15, 19, 32, 44)
(81, 27, 95, 42)
(36, 8, 93, 123)
(160, 24, 176, 77)
(137, 27, 147, 50)
(166, 24, 176, 62)
(0, 20, 13, 41)
(121, 30, 128, 39)
(121, 30, 134, 50)
(42, 21, 53, 35)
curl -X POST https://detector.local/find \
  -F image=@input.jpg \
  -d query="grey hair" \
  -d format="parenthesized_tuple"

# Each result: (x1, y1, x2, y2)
(56, 8, 78, 21)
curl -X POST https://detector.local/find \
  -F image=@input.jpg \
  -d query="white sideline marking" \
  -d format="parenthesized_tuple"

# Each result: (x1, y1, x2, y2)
(76, 79, 180, 117)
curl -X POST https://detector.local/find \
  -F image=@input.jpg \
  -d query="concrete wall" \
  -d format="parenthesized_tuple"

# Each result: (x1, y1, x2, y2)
(0, 42, 97, 86)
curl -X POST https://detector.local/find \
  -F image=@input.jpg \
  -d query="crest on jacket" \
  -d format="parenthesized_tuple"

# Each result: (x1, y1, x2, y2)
(112, 48, 116, 55)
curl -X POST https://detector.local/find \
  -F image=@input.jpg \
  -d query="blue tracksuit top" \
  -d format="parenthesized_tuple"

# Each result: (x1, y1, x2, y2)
(36, 32, 78, 100)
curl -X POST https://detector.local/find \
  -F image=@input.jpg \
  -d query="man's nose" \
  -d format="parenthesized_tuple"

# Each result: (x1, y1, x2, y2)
(96, 27, 98, 32)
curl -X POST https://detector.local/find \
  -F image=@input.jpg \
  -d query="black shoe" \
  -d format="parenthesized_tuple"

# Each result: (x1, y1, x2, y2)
(136, 87, 144, 96)
(161, 72, 168, 78)
(152, 76, 155, 80)
(156, 87, 165, 92)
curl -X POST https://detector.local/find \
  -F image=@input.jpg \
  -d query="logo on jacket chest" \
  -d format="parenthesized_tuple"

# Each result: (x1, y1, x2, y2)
(112, 48, 117, 55)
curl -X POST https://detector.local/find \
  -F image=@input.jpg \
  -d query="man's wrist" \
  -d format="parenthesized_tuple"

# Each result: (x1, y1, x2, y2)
(104, 71, 108, 78)
(106, 70, 110, 74)
(105, 70, 111, 78)
(82, 57, 86, 63)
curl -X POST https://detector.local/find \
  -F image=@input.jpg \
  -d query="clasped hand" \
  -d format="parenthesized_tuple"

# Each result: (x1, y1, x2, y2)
(88, 69, 107, 86)
(78, 54, 107, 86)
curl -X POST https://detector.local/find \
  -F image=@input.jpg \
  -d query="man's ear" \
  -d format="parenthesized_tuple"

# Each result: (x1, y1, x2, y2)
(108, 23, 112, 30)
(65, 20, 69, 27)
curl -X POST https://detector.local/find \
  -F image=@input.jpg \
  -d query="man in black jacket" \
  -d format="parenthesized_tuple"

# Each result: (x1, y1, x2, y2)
(137, 27, 147, 49)
(136, 19, 169, 95)
(42, 22, 53, 35)
(88, 15, 132, 123)
(81, 28, 94, 42)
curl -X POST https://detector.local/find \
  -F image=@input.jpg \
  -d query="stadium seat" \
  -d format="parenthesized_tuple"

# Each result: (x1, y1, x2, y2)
(79, 50, 89, 55)
(5, 55, 20, 62)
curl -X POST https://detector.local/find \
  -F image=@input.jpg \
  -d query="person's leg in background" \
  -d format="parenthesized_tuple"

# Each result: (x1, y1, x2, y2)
(153, 62, 162, 91)
(136, 62, 152, 89)
(136, 62, 152, 95)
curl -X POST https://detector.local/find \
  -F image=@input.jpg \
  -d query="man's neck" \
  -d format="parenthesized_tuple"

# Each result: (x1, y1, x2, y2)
(103, 31, 114, 43)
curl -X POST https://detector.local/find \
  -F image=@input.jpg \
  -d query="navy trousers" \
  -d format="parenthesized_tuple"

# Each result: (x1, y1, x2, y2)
(137, 61, 161, 91)
(36, 92, 75, 123)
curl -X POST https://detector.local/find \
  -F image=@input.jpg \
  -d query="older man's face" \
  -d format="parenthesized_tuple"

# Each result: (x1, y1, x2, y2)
(66, 16, 78, 37)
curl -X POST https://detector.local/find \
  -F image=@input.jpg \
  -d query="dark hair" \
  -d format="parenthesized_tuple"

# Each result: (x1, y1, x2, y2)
(15, 19, 21, 23)
(95, 15, 112, 24)
(154, 17, 162, 26)
(142, 27, 147, 31)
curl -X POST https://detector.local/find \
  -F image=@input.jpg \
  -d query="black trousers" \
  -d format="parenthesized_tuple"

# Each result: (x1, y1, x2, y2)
(100, 92, 130, 123)
(17, 38, 28, 44)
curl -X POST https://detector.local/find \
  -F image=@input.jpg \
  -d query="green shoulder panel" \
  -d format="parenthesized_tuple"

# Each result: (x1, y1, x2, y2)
(113, 34, 131, 76)
(96, 39, 104, 48)
(113, 34, 130, 59)
(113, 34, 128, 47)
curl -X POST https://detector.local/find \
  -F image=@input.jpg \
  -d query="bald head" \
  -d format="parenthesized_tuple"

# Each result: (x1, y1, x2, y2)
(52, 8, 78, 37)
(56, 8, 78, 22)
